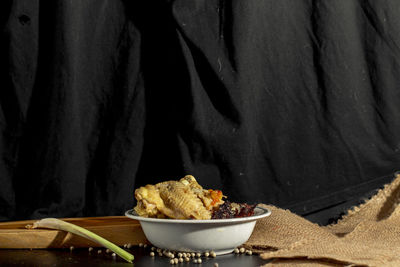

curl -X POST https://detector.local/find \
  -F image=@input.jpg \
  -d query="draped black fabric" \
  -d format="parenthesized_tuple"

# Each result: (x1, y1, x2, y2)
(1, 0, 400, 223)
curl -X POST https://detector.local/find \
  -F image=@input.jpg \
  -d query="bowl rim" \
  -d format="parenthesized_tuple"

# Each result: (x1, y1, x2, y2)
(125, 206, 271, 224)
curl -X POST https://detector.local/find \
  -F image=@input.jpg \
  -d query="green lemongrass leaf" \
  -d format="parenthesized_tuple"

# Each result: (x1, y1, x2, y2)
(27, 218, 134, 263)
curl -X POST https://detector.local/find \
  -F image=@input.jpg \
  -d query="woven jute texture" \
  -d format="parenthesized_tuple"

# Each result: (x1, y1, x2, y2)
(244, 173, 400, 267)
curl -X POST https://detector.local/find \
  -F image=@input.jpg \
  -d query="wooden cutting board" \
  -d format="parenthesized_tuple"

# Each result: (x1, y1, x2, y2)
(0, 216, 148, 249)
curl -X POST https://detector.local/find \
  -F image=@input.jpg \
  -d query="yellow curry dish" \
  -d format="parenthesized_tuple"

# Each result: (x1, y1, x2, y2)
(134, 175, 256, 220)
(134, 175, 225, 220)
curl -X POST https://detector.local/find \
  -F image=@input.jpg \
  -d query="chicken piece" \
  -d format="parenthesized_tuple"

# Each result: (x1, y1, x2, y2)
(134, 184, 170, 218)
(179, 175, 225, 211)
(133, 175, 224, 219)
(157, 181, 210, 219)
(179, 175, 203, 190)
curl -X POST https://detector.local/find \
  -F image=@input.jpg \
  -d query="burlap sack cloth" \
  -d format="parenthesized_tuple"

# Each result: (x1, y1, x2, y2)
(244, 173, 400, 267)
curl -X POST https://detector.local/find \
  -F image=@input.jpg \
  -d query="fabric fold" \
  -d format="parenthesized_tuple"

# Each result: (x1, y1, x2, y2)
(245, 173, 400, 266)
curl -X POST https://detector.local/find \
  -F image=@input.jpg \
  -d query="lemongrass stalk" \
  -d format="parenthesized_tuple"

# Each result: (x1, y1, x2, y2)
(27, 218, 134, 263)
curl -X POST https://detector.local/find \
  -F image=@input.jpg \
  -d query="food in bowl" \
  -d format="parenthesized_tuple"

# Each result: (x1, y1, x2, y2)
(211, 201, 256, 219)
(128, 175, 270, 255)
(134, 175, 256, 220)
(125, 206, 271, 255)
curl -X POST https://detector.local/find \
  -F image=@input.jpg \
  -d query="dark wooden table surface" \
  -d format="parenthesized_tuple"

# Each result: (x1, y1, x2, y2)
(0, 246, 268, 266)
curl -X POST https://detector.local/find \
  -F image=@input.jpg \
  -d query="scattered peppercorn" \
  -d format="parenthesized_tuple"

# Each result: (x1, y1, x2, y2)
(150, 252, 155, 257)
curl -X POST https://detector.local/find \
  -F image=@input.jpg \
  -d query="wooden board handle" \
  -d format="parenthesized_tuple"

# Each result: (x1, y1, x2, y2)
(0, 216, 148, 249)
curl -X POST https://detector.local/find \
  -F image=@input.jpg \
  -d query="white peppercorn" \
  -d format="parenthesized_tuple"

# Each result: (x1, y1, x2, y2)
(246, 250, 253, 255)
(234, 248, 240, 254)
(239, 247, 245, 253)
(150, 251, 155, 257)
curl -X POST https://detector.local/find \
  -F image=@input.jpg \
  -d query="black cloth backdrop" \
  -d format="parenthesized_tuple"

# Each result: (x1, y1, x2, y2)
(1, 0, 400, 223)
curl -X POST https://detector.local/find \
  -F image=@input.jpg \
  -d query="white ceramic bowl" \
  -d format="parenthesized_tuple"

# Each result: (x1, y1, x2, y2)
(125, 206, 271, 255)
